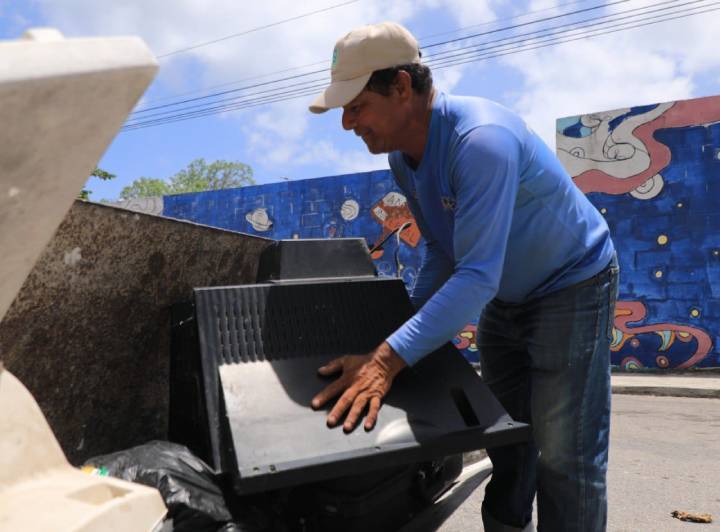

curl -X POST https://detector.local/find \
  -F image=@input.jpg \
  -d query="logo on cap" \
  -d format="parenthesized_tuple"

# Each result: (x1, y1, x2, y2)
(331, 47, 338, 70)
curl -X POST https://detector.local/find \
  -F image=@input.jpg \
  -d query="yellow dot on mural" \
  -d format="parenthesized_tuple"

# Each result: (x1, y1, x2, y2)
(655, 270, 663, 279)
(600, 208, 607, 214)
(714, 250, 720, 256)
(690, 309, 701, 318)
(657, 235, 669, 246)
(676, 202, 683, 208)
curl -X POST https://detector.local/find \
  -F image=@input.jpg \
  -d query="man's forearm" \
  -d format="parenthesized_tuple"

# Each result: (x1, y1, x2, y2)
(372, 341, 408, 379)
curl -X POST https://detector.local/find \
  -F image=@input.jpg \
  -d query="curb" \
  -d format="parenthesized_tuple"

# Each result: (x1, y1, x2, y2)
(612, 386, 720, 399)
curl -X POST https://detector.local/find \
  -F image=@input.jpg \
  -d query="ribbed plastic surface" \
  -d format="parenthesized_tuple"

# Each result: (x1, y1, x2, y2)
(196, 280, 409, 364)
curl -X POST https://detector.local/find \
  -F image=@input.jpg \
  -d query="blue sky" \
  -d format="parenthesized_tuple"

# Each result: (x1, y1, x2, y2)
(1, 0, 717, 200)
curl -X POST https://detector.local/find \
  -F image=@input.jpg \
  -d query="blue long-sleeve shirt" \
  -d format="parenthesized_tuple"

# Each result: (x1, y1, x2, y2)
(386, 92, 615, 365)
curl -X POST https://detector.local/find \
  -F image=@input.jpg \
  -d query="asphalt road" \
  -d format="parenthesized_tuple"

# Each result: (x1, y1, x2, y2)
(406, 394, 720, 531)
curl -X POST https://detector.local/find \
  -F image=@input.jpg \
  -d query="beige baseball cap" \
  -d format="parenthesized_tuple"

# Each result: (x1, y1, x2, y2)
(308, 22, 421, 114)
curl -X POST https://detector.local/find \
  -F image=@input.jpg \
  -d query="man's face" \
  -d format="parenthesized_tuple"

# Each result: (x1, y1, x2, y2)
(341, 88, 407, 154)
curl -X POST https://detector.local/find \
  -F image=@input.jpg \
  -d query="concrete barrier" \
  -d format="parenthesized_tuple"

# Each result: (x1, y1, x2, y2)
(0, 200, 270, 463)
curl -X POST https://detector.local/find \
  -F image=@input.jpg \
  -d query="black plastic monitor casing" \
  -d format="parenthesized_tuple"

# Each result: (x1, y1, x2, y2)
(170, 276, 530, 495)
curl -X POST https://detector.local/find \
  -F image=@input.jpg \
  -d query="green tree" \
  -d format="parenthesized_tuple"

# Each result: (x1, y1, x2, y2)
(79, 167, 117, 200)
(119, 177, 171, 200)
(170, 158, 255, 193)
(119, 158, 255, 200)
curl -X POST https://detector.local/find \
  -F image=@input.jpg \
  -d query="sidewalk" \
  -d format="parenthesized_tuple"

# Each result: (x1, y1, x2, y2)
(611, 372, 720, 399)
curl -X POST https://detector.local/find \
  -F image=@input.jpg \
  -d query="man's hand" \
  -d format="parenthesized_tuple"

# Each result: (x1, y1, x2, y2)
(311, 342, 407, 433)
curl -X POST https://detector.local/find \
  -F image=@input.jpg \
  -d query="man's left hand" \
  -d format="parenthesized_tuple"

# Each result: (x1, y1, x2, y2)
(311, 342, 407, 432)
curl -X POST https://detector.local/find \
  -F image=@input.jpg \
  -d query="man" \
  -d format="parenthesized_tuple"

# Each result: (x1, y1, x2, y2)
(308, 21, 618, 532)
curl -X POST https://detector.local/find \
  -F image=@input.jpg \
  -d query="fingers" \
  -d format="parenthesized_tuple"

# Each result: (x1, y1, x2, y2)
(311, 375, 348, 410)
(317, 357, 344, 376)
(364, 396, 381, 431)
(327, 387, 357, 428)
(343, 394, 369, 433)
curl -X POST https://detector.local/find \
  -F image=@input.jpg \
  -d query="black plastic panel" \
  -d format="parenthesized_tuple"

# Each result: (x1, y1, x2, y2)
(176, 278, 529, 494)
(256, 238, 376, 282)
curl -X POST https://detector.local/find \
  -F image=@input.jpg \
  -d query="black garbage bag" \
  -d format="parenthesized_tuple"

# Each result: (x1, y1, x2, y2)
(83, 440, 234, 532)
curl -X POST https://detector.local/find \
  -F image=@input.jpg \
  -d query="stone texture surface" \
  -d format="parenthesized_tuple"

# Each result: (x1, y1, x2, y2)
(0, 201, 270, 464)
(0, 31, 157, 320)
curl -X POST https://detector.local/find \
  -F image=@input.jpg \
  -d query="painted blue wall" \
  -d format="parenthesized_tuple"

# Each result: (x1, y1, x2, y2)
(164, 115, 719, 369)
(586, 122, 720, 369)
(163, 170, 481, 362)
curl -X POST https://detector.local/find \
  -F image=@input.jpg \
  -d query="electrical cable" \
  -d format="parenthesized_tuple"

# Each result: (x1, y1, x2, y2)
(138, 0, 599, 108)
(133, 0, 624, 114)
(129, 0, 669, 122)
(429, 2, 719, 71)
(423, 0, 693, 63)
(124, 4, 714, 130)
(425, 0, 713, 68)
(122, 2, 714, 131)
(156, 0, 361, 58)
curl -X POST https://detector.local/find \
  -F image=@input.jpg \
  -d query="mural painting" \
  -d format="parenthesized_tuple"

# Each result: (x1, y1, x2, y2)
(162, 94, 719, 369)
(162, 170, 479, 363)
(557, 94, 720, 369)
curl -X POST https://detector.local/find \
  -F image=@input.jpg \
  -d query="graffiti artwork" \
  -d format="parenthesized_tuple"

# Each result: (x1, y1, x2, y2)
(163, 171, 479, 363)
(612, 301, 713, 370)
(369, 191, 422, 254)
(558, 94, 720, 368)
(558, 96, 720, 199)
(161, 94, 719, 369)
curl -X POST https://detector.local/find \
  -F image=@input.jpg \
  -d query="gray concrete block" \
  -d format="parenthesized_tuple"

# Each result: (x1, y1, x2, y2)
(0, 201, 270, 463)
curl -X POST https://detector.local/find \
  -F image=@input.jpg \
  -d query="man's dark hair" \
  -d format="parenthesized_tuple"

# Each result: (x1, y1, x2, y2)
(365, 63, 433, 96)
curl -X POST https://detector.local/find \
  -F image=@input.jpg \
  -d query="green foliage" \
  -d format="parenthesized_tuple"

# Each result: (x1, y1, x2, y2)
(79, 167, 117, 200)
(119, 158, 255, 200)
(91, 167, 116, 180)
(119, 177, 170, 200)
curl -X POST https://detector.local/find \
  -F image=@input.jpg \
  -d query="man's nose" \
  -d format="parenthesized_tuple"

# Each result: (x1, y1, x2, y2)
(342, 109, 355, 131)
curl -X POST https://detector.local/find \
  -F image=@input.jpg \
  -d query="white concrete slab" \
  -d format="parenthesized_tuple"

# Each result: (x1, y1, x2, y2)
(0, 29, 158, 321)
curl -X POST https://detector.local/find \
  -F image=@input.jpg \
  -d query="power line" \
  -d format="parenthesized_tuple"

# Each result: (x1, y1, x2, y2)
(157, 0, 361, 58)
(123, 2, 714, 131)
(136, 60, 328, 107)
(133, 0, 625, 116)
(422, 0, 629, 49)
(429, 2, 718, 70)
(124, 1, 709, 130)
(133, 79, 329, 122)
(138, 0, 599, 108)
(423, 0, 704, 64)
(127, 1, 677, 120)
(418, 0, 599, 41)
(131, 67, 328, 115)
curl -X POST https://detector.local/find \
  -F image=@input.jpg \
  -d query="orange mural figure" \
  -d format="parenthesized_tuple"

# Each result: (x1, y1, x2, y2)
(369, 192, 421, 259)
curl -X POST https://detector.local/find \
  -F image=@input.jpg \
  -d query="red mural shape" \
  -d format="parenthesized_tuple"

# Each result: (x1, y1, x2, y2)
(611, 301, 713, 369)
(572, 96, 720, 195)
(453, 324, 478, 352)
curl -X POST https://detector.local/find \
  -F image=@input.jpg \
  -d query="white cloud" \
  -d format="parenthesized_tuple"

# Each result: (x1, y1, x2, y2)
(432, 63, 469, 93)
(440, 0, 498, 26)
(35, 1, 428, 84)
(498, 14, 711, 149)
(64, 1, 720, 181)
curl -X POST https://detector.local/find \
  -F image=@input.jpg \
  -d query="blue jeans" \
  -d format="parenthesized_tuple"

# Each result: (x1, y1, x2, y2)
(479, 257, 619, 532)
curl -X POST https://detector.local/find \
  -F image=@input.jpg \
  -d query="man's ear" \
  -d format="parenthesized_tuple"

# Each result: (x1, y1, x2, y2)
(393, 70, 413, 100)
